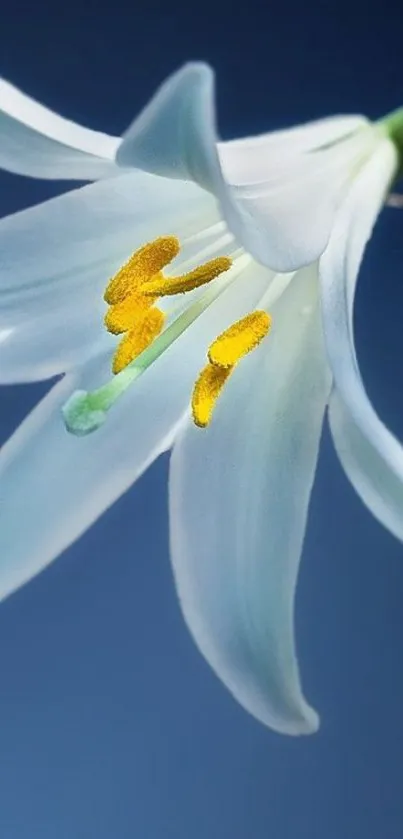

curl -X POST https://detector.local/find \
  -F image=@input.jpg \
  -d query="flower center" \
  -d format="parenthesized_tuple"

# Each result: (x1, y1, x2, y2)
(63, 236, 271, 436)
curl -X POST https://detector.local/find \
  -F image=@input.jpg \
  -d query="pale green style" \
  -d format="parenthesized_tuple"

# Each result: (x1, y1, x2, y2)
(0, 64, 402, 735)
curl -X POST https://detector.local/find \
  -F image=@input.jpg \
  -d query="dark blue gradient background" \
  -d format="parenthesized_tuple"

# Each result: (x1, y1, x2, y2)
(1, 1, 403, 837)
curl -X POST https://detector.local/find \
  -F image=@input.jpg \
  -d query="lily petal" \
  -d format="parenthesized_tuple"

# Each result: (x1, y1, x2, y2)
(169, 265, 331, 734)
(117, 63, 373, 272)
(0, 77, 121, 179)
(0, 170, 215, 381)
(0, 279, 113, 383)
(320, 139, 403, 540)
(220, 116, 369, 185)
(0, 258, 271, 600)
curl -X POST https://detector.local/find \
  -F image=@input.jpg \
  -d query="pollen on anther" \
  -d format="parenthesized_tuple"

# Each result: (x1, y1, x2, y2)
(104, 290, 157, 334)
(208, 310, 271, 369)
(112, 307, 165, 374)
(141, 256, 233, 297)
(104, 237, 180, 305)
(191, 363, 233, 428)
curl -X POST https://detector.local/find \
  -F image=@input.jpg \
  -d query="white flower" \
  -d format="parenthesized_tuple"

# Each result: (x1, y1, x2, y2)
(0, 63, 402, 735)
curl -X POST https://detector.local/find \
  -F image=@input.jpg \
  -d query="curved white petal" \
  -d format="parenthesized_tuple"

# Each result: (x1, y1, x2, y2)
(0, 258, 271, 600)
(0, 290, 113, 383)
(220, 115, 368, 184)
(116, 63, 374, 272)
(328, 390, 403, 539)
(0, 77, 121, 179)
(320, 139, 403, 539)
(0, 171, 216, 381)
(169, 265, 332, 734)
(0, 170, 211, 294)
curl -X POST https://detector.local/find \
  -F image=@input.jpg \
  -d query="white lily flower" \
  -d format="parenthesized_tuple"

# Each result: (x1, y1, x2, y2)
(0, 63, 402, 735)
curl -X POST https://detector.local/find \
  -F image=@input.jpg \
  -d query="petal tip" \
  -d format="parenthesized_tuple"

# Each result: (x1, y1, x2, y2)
(286, 704, 320, 737)
(237, 689, 320, 737)
(173, 60, 214, 82)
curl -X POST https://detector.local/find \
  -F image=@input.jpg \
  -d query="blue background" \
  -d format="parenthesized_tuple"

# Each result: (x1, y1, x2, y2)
(1, 1, 403, 836)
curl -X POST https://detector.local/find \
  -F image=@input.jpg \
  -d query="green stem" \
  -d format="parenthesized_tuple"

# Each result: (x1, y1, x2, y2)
(380, 107, 403, 178)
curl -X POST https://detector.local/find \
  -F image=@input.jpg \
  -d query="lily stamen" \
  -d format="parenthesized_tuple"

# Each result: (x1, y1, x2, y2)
(192, 311, 271, 427)
(104, 236, 180, 304)
(208, 311, 271, 368)
(104, 291, 157, 335)
(141, 256, 233, 296)
(112, 307, 166, 374)
(192, 364, 233, 429)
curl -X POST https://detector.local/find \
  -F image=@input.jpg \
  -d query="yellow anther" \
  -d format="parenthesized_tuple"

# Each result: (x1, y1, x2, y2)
(208, 311, 271, 369)
(191, 310, 272, 428)
(112, 307, 165, 374)
(104, 237, 180, 304)
(141, 256, 233, 297)
(191, 363, 233, 428)
(104, 290, 157, 335)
